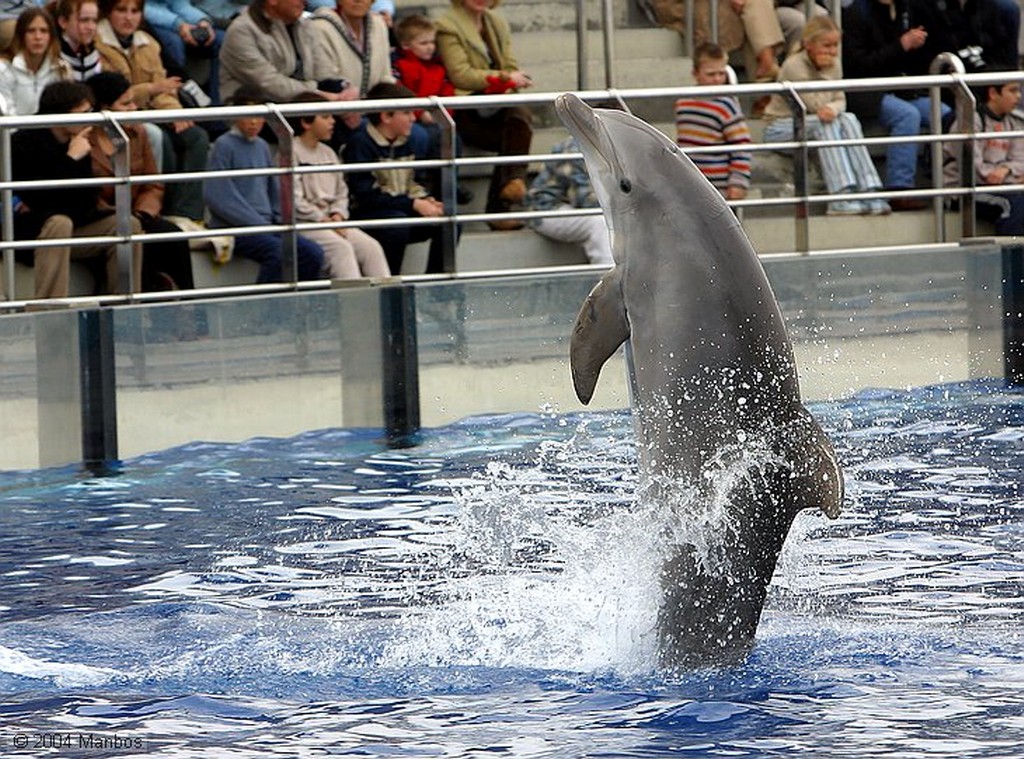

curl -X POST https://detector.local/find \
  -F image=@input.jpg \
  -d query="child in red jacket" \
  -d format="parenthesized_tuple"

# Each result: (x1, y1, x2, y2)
(393, 14, 495, 204)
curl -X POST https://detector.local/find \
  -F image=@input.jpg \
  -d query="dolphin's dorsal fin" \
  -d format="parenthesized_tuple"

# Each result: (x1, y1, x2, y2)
(570, 267, 630, 404)
(779, 410, 844, 520)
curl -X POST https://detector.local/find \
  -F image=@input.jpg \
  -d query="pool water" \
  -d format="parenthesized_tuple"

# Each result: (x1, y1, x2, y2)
(1, 380, 1023, 757)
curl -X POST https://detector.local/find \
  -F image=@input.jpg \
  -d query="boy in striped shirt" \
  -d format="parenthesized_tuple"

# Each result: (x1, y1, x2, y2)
(675, 43, 752, 201)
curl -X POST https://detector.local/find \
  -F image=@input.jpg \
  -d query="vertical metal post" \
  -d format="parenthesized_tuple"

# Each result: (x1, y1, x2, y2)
(576, 0, 589, 90)
(379, 285, 420, 447)
(268, 104, 298, 285)
(952, 77, 977, 239)
(784, 85, 810, 254)
(709, 0, 719, 45)
(685, 0, 694, 58)
(79, 308, 119, 475)
(103, 113, 136, 295)
(602, 0, 617, 89)
(1, 118, 14, 300)
(433, 97, 458, 273)
(1003, 244, 1024, 385)
(930, 53, 967, 243)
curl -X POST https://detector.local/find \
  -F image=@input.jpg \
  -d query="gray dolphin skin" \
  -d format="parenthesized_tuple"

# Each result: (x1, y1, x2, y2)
(556, 93, 843, 668)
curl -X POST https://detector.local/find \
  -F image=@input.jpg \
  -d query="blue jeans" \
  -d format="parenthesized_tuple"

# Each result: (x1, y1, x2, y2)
(234, 233, 324, 283)
(877, 94, 952, 189)
(149, 24, 224, 105)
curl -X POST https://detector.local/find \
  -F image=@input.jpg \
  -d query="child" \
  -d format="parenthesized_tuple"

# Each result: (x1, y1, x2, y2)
(945, 78, 1024, 234)
(342, 82, 446, 275)
(204, 90, 325, 284)
(392, 13, 471, 205)
(288, 92, 391, 280)
(675, 42, 752, 201)
(762, 16, 891, 216)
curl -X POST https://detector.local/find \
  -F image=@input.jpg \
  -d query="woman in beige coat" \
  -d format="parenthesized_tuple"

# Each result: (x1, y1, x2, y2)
(436, 0, 532, 230)
(96, 0, 209, 220)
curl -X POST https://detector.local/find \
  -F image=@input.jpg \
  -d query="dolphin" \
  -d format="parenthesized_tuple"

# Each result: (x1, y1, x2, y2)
(556, 93, 843, 668)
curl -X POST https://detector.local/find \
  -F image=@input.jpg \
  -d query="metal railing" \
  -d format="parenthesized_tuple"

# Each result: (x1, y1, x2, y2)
(2, 67, 1020, 307)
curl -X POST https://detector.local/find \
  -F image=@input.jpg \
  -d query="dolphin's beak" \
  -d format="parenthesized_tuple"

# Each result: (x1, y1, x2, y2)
(554, 93, 624, 179)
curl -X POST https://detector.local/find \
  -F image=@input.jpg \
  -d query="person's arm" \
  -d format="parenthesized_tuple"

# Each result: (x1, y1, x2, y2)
(721, 101, 752, 192)
(1004, 115, 1024, 181)
(132, 129, 165, 217)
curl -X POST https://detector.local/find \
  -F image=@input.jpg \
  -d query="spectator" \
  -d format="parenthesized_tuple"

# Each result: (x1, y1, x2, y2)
(0, 7, 71, 116)
(640, 0, 784, 83)
(763, 16, 891, 216)
(87, 71, 194, 290)
(393, 13, 472, 204)
(11, 80, 142, 298)
(309, 0, 394, 145)
(944, 78, 1024, 235)
(204, 90, 325, 283)
(342, 82, 446, 274)
(843, 0, 948, 211)
(307, 0, 393, 29)
(142, 0, 223, 104)
(288, 92, 390, 279)
(56, 0, 101, 80)
(96, 0, 209, 221)
(675, 42, 753, 200)
(0, 0, 41, 55)
(436, 0, 533, 230)
(910, 0, 1019, 74)
(218, 0, 346, 105)
(525, 134, 613, 266)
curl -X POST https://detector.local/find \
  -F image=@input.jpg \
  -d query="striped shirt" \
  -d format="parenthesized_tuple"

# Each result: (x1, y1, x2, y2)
(675, 95, 752, 192)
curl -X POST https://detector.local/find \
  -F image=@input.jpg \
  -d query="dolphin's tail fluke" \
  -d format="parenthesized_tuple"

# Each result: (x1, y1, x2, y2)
(570, 267, 630, 404)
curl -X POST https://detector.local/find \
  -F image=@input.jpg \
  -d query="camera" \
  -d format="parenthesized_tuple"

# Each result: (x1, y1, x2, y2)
(191, 25, 211, 45)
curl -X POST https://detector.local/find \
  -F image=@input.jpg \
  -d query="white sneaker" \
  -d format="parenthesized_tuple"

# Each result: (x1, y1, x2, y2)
(827, 200, 865, 215)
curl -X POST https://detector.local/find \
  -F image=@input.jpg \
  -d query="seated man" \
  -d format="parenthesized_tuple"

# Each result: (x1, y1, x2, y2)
(143, 0, 224, 104)
(12, 80, 142, 299)
(218, 0, 347, 105)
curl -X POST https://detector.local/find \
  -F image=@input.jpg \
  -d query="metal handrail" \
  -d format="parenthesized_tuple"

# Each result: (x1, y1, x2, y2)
(2, 69, 1019, 304)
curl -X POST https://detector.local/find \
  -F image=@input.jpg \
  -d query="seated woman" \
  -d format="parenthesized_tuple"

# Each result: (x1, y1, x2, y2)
(95, 0, 209, 222)
(0, 7, 72, 116)
(436, 0, 533, 231)
(87, 71, 195, 290)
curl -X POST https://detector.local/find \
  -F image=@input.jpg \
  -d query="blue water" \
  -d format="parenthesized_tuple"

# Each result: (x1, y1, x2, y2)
(1, 381, 1024, 757)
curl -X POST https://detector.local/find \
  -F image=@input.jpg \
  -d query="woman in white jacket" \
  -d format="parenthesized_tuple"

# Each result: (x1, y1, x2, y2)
(0, 8, 71, 116)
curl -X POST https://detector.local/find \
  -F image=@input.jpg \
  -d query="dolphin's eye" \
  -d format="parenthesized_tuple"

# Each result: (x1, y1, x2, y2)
(619, 178, 633, 193)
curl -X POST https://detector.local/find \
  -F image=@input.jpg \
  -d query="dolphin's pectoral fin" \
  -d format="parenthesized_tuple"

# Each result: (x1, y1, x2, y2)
(570, 267, 630, 404)
(779, 410, 844, 520)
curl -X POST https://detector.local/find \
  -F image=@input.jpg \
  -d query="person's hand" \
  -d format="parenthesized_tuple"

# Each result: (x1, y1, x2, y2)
(900, 26, 927, 52)
(817, 105, 837, 123)
(172, 120, 194, 133)
(413, 197, 444, 217)
(730, 0, 746, 13)
(419, 111, 435, 125)
(178, 22, 197, 45)
(195, 19, 215, 47)
(328, 212, 348, 236)
(508, 70, 532, 89)
(67, 126, 93, 160)
(153, 76, 182, 95)
(987, 165, 1011, 185)
(725, 185, 747, 201)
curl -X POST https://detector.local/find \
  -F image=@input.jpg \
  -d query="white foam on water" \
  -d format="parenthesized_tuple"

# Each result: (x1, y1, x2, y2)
(0, 644, 119, 687)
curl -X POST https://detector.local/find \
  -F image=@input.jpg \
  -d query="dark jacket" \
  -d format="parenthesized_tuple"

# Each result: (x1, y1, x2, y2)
(909, 0, 1017, 73)
(12, 126, 109, 240)
(342, 123, 429, 219)
(842, 0, 931, 119)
